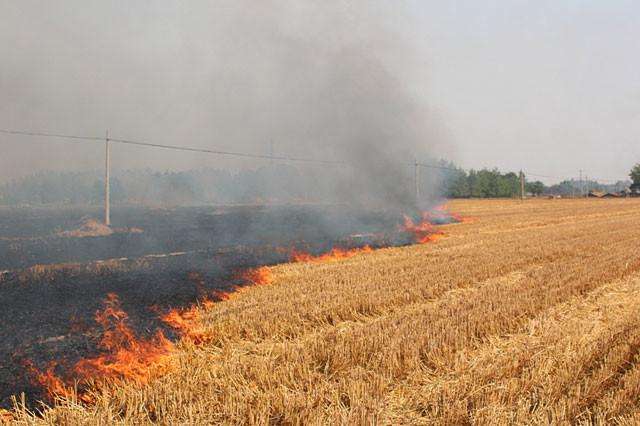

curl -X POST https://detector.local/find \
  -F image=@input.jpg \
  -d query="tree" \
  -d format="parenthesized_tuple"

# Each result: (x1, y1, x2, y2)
(630, 164, 640, 186)
(526, 181, 546, 196)
(497, 172, 520, 197)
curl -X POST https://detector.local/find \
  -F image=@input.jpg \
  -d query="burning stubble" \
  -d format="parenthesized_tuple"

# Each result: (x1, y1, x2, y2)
(0, 1, 458, 416)
(10, 209, 461, 407)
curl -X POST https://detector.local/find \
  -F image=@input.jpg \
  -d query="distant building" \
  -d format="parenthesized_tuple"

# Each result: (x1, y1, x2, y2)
(587, 190, 605, 198)
(588, 190, 622, 198)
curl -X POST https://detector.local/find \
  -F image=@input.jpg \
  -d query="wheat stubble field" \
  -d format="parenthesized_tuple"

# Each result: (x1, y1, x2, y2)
(9, 198, 640, 425)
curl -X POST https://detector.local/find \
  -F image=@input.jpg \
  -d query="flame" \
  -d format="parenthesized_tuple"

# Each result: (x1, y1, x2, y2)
(29, 293, 174, 403)
(434, 203, 448, 212)
(430, 205, 475, 224)
(161, 309, 198, 334)
(161, 266, 273, 344)
(73, 293, 174, 383)
(0, 409, 13, 422)
(290, 246, 373, 263)
(449, 212, 476, 224)
(402, 216, 444, 244)
(213, 289, 234, 301)
(25, 360, 76, 402)
(24, 207, 474, 405)
(240, 266, 272, 286)
(161, 307, 209, 345)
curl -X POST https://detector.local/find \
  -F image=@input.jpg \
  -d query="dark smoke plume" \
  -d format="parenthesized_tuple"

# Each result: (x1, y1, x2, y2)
(0, 1, 448, 211)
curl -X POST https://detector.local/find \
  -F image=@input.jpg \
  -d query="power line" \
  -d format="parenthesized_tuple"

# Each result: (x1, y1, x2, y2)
(109, 136, 348, 165)
(0, 128, 347, 166)
(526, 172, 565, 180)
(0, 128, 630, 182)
(416, 162, 459, 172)
(526, 171, 624, 185)
(0, 129, 103, 142)
(0, 127, 457, 171)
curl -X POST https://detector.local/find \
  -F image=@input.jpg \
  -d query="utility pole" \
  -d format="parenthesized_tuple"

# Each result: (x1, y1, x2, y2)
(414, 160, 420, 205)
(269, 139, 274, 165)
(585, 175, 589, 196)
(104, 130, 111, 226)
(520, 170, 525, 200)
(579, 169, 583, 198)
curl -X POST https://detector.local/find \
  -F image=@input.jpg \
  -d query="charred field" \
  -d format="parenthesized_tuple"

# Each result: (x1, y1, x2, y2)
(4, 199, 640, 424)
(0, 203, 449, 410)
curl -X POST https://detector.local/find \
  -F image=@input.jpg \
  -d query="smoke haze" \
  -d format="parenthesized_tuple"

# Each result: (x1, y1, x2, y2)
(0, 1, 449, 210)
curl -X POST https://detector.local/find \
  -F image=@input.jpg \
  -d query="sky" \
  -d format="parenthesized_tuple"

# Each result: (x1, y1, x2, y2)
(1, 1, 638, 185)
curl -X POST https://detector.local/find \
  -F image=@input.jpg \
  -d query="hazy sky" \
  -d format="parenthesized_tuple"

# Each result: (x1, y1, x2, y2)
(1, 1, 638, 184)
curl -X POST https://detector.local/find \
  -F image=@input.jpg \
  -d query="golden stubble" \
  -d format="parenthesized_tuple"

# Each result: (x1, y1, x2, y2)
(9, 198, 640, 425)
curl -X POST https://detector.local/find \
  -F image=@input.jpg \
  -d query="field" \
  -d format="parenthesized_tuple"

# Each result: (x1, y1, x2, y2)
(5, 198, 640, 424)
(0, 205, 418, 408)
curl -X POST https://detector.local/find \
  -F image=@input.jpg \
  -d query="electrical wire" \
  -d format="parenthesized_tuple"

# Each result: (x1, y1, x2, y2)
(0, 128, 629, 182)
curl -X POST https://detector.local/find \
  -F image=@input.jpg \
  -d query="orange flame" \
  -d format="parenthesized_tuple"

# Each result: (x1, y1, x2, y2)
(290, 246, 373, 263)
(161, 306, 209, 345)
(213, 289, 234, 301)
(161, 308, 198, 334)
(30, 293, 174, 403)
(402, 216, 445, 244)
(240, 266, 272, 286)
(0, 409, 13, 422)
(434, 203, 448, 212)
(161, 266, 273, 345)
(25, 360, 76, 402)
(73, 293, 174, 383)
(449, 212, 476, 224)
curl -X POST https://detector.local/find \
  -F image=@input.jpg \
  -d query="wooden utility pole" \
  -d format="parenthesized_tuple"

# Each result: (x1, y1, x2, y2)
(104, 130, 111, 226)
(585, 175, 589, 195)
(520, 170, 525, 200)
(579, 169, 583, 197)
(414, 160, 420, 204)
(269, 139, 274, 165)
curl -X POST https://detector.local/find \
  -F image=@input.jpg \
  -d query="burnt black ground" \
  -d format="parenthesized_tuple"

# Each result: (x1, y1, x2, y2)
(0, 205, 427, 409)
(0, 205, 404, 270)
(0, 248, 282, 408)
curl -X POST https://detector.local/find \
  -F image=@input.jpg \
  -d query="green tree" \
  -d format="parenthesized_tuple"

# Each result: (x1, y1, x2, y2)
(526, 181, 546, 196)
(497, 172, 519, 197)
(630, 164, 640, 186)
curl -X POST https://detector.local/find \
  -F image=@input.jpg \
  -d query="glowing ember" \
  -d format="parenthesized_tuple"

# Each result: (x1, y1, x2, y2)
(0, 409, 14, 422)
(213, 288, 235, 301)
(187, 271, 207, 296)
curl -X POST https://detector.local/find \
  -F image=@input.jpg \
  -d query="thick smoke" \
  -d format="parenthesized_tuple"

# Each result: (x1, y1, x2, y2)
(0, 1, 448, 212)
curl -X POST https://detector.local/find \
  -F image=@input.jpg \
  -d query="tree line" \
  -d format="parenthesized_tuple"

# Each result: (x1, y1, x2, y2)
(437, 161, 631, 198)
(0, 163, 635, 206)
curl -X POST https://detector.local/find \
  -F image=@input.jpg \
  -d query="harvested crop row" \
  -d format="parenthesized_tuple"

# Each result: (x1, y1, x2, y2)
(8, 198, 640, 424)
